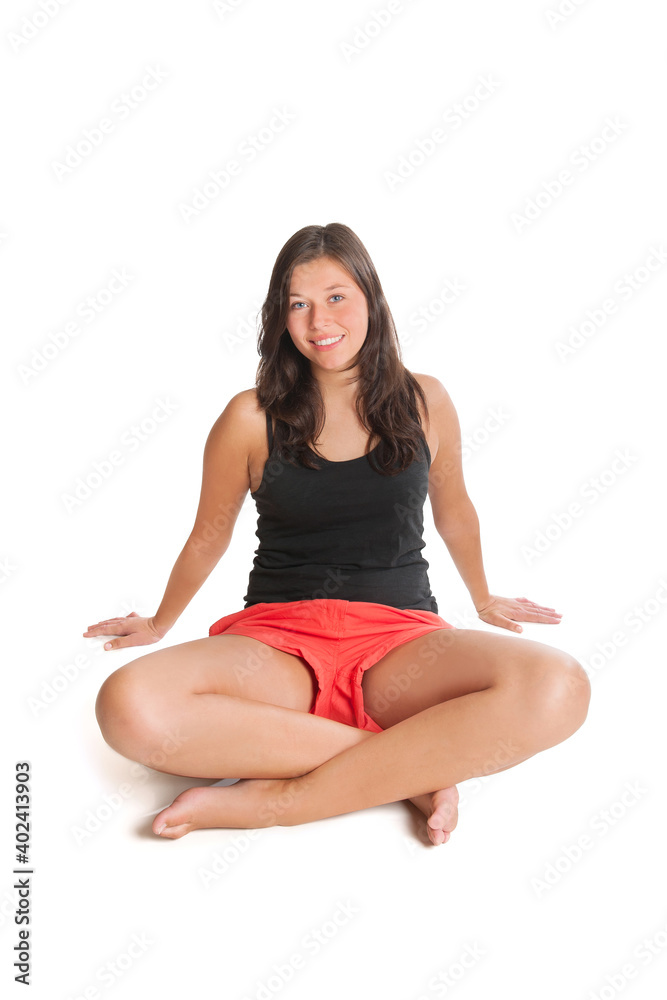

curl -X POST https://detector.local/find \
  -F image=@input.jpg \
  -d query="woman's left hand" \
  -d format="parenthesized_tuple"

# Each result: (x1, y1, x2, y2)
(474, 595, 562, 633)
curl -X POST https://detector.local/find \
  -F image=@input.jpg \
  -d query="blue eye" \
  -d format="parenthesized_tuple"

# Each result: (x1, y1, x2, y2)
(290, 294, 343, 310)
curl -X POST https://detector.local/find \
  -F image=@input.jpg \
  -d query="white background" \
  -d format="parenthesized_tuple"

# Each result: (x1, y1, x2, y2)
(2, 1, 666, 998)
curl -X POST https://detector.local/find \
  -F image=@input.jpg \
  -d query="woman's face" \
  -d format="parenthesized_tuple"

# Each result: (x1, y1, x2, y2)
(285, 257, 369, 377)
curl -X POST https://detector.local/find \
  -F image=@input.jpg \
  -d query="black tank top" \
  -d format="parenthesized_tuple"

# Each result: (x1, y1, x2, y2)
(243, 412, 438, 613)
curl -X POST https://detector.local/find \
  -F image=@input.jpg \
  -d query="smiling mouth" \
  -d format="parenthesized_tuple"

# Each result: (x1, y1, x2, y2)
(310, 334, 344, 346)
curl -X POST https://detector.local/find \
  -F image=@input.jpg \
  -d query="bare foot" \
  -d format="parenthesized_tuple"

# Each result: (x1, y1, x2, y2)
(408, 786, 459, 846)
(152, 777, 459, 845)
(152, 777, 288, 840)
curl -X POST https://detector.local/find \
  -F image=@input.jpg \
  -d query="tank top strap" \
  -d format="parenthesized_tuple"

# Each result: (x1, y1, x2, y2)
(420, 431, 430, 464)
(266, 410, 274, 454)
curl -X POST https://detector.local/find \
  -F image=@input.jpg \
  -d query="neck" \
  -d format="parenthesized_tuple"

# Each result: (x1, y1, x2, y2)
(312, 365, 361, 404)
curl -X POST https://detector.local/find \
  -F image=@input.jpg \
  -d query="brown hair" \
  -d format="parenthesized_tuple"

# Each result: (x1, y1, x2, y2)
(254, 222, 429, 474)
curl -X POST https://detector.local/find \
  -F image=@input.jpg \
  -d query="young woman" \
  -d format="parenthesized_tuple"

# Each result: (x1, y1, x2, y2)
(86, 223, 591, 846)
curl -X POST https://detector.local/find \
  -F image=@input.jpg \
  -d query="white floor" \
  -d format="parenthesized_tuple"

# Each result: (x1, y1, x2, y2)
(8, 637, 666, 999)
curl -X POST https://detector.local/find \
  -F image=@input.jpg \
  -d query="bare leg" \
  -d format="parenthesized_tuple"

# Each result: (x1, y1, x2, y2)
(95, 632, 456, 842)
(95, 633, 379, 779)
(150, 631, 591, 841)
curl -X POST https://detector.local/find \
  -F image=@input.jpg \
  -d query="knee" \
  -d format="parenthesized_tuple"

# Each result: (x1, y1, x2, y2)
(520, 652, 591, 742)
(95, 661, 163, 759)
(515, 647, 591, 744)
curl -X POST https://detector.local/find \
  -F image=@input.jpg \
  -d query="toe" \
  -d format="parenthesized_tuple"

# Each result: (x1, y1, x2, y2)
(156, 823, 191, 840)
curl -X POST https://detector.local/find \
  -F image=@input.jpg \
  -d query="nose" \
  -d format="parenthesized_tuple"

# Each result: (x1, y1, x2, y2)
(308, 302, 331, 331)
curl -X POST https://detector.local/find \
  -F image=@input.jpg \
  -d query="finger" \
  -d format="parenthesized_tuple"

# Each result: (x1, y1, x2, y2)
(479, 609, 523, 633)
(512, 608, 562, 625)
(85, 623, 134, 640)
(516, 598, 558, 611)
(96, 623, 131, 635)
(484, 615, 523, 632)
(103, 634, 146, 650)
(521, 608, 563, 621)
(83, 624, 122, 635)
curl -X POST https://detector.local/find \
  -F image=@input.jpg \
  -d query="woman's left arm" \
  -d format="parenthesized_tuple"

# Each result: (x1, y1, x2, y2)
(419, 374, 562, 633)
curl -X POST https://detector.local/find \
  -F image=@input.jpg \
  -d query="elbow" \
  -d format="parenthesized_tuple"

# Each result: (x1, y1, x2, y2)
(434, 499, 479, 538)
(185, 528, 232, 562)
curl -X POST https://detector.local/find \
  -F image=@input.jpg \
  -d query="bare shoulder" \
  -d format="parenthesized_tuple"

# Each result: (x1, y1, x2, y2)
(225, 386, 263, 416)
(411, 372, 450, 406)
(411, 372, 457, 422)
(410, 372, 460, 461)
(210, 387, 265, 440)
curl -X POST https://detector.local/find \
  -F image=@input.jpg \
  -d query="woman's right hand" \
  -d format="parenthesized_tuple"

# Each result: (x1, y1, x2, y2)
(82, 611, 168, 650)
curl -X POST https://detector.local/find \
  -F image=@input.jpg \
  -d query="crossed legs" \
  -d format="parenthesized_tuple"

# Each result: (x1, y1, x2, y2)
(94, 628, 591, 844)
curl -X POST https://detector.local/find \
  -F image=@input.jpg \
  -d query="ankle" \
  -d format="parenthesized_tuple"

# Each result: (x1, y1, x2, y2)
(256, 777, 303, 828)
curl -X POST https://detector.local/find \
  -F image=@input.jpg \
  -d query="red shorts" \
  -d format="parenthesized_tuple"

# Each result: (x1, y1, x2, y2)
(208, 598, 455, 733)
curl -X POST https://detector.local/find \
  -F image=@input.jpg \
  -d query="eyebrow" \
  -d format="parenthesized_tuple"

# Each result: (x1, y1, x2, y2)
(288, 284, 351, 297)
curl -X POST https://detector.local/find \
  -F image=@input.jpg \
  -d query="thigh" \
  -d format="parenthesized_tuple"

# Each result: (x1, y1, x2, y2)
(361, 627, 575, 729)
(99, 634, 318, 713)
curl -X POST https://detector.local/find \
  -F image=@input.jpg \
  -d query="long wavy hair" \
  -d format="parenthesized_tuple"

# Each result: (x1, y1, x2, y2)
(254, 223, 429, 474)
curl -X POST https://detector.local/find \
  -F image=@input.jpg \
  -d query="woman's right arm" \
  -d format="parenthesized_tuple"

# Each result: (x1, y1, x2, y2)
(83, 390, 255, 650)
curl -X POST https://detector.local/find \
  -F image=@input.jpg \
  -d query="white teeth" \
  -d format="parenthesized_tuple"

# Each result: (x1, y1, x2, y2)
(312, 335, 343, 346)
